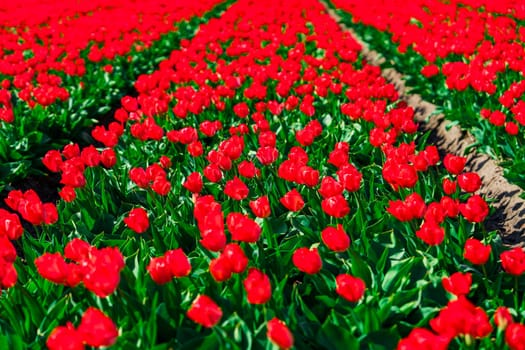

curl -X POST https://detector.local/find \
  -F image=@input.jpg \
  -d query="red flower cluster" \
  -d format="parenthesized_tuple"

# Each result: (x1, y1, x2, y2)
(47, 307, 118, 349)
(0, 0, 224, 112)
(0, 89, 13, 123)
(429, 296, 492, 340)
(5, 0, 502, 346)
(35, 238, 125, 297)
(278, 148, 319, 187)
(382, 143, 438, 190)
(194, 195, 226, 252)
(295, 119, 322, 146)
(129, 162, 171, 196)
(387, 193, 426, 222)
(397, 328, 450, 350)
(0, 235, 17, 290)
(147, 248, 191, 284)
(209, 243, 248, 282)
(227, 212, 261, 243)
(43, 143, 118, 200)
(5, 189, 58, 225)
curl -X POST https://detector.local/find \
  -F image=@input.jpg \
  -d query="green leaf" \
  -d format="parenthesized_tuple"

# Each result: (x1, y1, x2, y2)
(381, 257, 421, 294)
(349, 250, 373, 288)
(362, 327, 401, 350)
(317, 316, 359, 350)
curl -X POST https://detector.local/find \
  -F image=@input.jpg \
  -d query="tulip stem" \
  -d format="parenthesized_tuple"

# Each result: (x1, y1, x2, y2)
(263, 219, 282, 263)
(514, 276, 519, 312)
(481, 264, 491, 297)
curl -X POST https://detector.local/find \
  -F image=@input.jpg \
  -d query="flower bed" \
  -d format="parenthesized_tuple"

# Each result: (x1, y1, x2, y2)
(1, 0, 524, 349)
(329, 0, 525, 190)
(0, 0, 228, 192)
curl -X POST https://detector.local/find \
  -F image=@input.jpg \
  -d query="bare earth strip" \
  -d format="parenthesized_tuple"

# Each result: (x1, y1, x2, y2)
(322, 2, 525, 246)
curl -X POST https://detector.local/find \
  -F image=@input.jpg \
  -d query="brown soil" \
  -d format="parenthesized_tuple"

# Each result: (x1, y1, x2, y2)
(324, 3, 525, 246)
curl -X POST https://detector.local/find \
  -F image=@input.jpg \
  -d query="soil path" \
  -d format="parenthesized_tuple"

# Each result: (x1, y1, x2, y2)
(323, 2, 525, 246)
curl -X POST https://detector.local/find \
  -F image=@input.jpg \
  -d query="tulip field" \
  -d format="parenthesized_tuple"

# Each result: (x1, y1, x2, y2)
(1, 0, 525, 349)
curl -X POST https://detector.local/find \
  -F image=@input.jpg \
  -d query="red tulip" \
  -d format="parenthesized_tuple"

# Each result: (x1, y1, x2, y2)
(151, 178, 171, 196)
(0, 209, 23, 240)
(35, 253, 69, 284)
(249, 196, 271, 218)
(292, 247, 322, 274)
(459, 195, 489, 223)
(64, 238, 90, 262)
(337, 164, 362, 192)
(442, 178, 457, 195)
(183, 172, 203, 193)
(321, 195, 350, 218)
(42, 150, 63, 173)
(429, 296, 492, 339)
(506, 323, 525, 350)
(267, 318, 294, 350)
(59, 186, 76, 202)
(200, 229, 227, 252)
(0, 237, 16, 263)
(46, 323, 84, 350)
(280, 189, 304, 212)
(443, 154, 467, 175)
(165, 248, 191, 278)
(442, 272, 472, 297)
(336, 274, 365, 303)
(416, 221, 445, 246)
(80, 146, 100, 167)
(321, 224, 350, 252)
(129, 167, 149, 188)
(256, 146, 279, 165)
(457, 172, 482, 193)
(318, 176, 343, 198)
(0, 262, 17, 289)
(83, 250, 124, 298)
(397, 328, 450, 350)
(77, 307, 118, 347)
(501, 247, 525, 276)
(222, 243, 248, 274)
(244, 268, 272, 304)
(494, 307, 513, 331)
(238, 161, 260, 178)
(227, 212, 261, 243)
(224, 176, 249, 200)
(147, 256, 172, 285)
(203, 164, 223, 183)
(463, 238, 491, 265)
(187, 295, 222, 328)
(124, 208, 149, 233)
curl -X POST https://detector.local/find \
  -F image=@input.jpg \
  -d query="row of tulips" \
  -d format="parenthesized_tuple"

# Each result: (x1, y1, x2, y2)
(1, 0, 524, 348)
(0, 0, 228, 192)
(329, 0, 525, 189)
